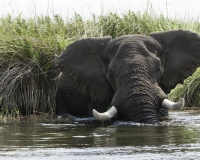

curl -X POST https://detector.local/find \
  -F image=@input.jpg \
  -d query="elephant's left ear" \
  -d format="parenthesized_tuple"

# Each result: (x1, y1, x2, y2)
(151, 30, 200, 93)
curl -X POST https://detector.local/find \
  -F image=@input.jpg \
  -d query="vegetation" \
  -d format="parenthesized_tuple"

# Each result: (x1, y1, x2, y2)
(0, 10, 200, 118)
(168, 68, 200, 107)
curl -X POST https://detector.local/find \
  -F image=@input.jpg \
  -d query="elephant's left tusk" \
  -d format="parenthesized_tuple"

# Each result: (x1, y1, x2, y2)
(162, 98, 185, 110)
(93, 106, 118, 121)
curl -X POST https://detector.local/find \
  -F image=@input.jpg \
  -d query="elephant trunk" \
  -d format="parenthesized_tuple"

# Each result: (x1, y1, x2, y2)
(122, 93, 159, 124)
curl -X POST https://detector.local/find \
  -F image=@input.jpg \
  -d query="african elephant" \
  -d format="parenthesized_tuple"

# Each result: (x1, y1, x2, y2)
(56, 29, 200, 124)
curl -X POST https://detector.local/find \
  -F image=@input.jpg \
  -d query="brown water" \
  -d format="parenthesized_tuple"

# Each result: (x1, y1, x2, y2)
(0, 111, 200, 160)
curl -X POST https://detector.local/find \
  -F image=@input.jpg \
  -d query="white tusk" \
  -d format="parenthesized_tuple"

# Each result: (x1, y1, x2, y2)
(92, 106, 118, 121)
(162, 98, 185, 110)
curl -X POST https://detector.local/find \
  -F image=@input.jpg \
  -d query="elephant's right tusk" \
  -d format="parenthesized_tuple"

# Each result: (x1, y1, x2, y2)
(93, 106, 118, 121)
(162, 98, 185, 110)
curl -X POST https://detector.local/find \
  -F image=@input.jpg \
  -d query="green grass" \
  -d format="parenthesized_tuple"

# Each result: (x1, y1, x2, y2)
(168, 68, 200, 107)
(0, 10, 200, 118)
(0, 14, 70, 117)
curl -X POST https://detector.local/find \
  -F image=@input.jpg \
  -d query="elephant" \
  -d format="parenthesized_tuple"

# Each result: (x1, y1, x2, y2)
(56, 29, 200, 124)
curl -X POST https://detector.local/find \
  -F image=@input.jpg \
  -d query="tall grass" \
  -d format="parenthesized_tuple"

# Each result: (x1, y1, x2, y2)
(0, 11, 200, 118)
(168, 68, 200, 107)
(0, 14, 69, 117)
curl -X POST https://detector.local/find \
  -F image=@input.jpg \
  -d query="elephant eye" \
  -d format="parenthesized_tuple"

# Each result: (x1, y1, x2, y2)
(109, 73, 114, 78)
(157, 67, 161, 73)
(108, 73, 116, 91)
(109, 73, 115, 81)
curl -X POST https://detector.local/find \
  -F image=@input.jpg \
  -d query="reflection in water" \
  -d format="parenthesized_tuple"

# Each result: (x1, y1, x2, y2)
(0, 111, 200, 159)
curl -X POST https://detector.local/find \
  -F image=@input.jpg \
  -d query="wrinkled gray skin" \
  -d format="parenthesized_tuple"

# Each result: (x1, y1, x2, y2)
(56, 30, 200, 124)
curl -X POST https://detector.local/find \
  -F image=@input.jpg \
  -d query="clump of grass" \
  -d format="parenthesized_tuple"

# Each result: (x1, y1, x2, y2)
(0, 14, 70, 117)
(0, 10, 200, 118)
(169, 68, 200, 107)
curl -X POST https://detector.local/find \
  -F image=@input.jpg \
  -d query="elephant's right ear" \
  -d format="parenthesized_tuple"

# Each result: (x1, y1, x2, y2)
(151, 30, 200, 93)
(58, 36, 113, 101)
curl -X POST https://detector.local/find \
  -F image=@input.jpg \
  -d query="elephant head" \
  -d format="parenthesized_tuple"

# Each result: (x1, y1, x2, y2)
(57, 30, 200, 124)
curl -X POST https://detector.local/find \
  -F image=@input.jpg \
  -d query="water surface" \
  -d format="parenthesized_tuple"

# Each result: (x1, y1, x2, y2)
(0, 111, 200, 159)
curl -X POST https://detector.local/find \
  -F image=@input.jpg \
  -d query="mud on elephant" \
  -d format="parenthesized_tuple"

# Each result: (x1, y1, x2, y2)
(56, 30, 200, 124)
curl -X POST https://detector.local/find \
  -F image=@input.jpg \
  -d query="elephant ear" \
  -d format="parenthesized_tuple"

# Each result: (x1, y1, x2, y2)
(151, 30, 200, 93)
(58, 36, 114, 101)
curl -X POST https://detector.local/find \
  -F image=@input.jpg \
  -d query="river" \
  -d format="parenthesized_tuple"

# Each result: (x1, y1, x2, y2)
(0, 110, 200, 159)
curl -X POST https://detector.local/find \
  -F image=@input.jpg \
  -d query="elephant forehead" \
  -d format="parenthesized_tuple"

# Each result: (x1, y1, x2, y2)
(112, 48, 159, 67)
(108, 52, 161, 80)
(114, 37, 162, 57)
